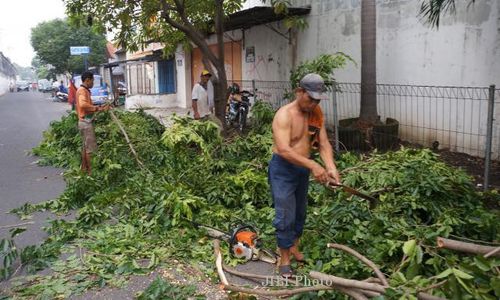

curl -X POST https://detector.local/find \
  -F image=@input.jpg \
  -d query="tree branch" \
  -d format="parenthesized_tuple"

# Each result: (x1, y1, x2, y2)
(213, 239, 229, 285)
(437, 237, 500, 257)
(484, 247, 500, 258)
(309, 271, 386, 293)
(417, 292, 447, 300)
(327, 243, 389, 287)
(109, 110, 145, 169)
(0, 222, 34, 229)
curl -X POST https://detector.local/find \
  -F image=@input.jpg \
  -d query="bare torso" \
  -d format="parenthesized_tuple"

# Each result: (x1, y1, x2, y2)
(272, 102, 311, 157)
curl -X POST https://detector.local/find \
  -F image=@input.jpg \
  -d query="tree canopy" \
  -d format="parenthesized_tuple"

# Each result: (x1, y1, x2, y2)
(30, 19, 108, 75)
(63, 0, 291, 119)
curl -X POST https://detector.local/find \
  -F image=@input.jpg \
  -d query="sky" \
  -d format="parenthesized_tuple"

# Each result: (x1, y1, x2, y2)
(0, 0, 66, 67)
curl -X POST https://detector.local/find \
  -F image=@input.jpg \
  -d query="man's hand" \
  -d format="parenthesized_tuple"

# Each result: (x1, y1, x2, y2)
(98, 105, 110, 112)
(311, 162, 329, 184)
(327, 167, 341, 184)
(194, 111, 200, 119)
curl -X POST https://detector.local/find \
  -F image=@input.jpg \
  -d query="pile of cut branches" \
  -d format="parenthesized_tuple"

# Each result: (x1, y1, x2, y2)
(1, 103, 499, 299)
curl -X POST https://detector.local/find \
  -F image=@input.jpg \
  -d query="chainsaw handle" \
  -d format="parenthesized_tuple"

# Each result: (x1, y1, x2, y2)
(229, 225, 256, 246)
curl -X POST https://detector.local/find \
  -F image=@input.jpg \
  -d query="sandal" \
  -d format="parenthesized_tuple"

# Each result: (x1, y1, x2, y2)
(279, 265, 294, 278)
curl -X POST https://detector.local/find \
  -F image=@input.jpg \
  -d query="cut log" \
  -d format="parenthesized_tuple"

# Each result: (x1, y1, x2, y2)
(327, 243, 389, 286)
(310, 271, 386, 293)
(437, 237, 500, 257)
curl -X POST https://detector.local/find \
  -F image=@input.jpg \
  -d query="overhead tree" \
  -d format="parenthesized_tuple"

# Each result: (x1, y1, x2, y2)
(63, 0, 292, 121)
(31, 56, 56, 80)
(31, 19, 108, 75)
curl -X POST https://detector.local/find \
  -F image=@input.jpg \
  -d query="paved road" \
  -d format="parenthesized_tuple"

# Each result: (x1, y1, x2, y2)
(0, 91, 264, 299)
(0, 91, 68, 248)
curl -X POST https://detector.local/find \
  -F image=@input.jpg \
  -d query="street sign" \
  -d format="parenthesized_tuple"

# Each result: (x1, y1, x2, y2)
(70, 46, 90, 55)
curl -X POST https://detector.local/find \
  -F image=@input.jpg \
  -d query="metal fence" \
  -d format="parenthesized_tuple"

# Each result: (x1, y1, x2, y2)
(334, 84, 500, 161)
(235, 80, 498, 189)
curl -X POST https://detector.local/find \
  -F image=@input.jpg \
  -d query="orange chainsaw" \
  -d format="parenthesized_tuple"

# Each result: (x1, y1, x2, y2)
(197, 224, 277, 264)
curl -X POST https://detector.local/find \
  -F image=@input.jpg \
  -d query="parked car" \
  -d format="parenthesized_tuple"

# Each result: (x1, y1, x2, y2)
(73, 74, 109, 105)
(16, 80, 30, 92)
(38, 79, 53, 93)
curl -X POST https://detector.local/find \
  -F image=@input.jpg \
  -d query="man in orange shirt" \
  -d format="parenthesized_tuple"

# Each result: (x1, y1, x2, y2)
(76, 71, 110, 175)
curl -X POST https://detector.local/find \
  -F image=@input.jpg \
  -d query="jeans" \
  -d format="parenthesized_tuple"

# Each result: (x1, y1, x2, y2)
(268, 153, 310, 249)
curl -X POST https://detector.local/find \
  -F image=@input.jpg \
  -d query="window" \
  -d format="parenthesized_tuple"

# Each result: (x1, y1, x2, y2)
(158, 59, 175, 94)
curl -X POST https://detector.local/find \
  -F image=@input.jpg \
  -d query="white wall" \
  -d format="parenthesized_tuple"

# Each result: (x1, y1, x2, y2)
(243, 0, 269, 10)
(125, 94, 178, 110)
(175, 45, 191, 108)
(242, 21, 291, 81)
(0, 74, 13, 96)
(290, 0, 500, 87)
(240, 0, 500, 158)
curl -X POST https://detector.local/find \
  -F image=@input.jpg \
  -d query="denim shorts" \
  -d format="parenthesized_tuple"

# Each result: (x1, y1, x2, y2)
(268, 153, 310, 249)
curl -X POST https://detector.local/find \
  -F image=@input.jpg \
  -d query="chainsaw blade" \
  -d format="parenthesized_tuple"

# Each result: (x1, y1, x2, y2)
(198, 225, 231, 242)
(254, 248, 278, 264)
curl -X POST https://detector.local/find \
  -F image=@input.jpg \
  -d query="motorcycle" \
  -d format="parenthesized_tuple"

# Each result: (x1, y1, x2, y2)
(54, 91, 68, 102)
(225, 90, 253, 132)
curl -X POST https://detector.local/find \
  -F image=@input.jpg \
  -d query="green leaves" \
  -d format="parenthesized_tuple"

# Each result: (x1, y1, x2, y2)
(403, 240, 417, 256)
(21, 107, 500, 299)
(30, 19, 107, 75)
(0, 238, 18, 280)
(289, 53, 356, 92)
(137, 276, 203, 300)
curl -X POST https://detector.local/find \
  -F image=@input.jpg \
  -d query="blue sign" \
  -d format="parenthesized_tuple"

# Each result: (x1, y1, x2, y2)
(70, 46, 90, 55)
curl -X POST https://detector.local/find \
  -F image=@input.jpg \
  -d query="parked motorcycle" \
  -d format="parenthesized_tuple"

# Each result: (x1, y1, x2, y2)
(225, 90, 253, 132)
(54, 91, 68, 102)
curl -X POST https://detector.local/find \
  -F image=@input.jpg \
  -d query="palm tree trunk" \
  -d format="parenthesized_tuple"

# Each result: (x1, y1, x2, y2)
(359, 0, 378, 124)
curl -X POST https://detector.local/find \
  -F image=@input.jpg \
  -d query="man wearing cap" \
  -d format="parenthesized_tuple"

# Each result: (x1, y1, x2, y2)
(269, 73, 341, 277)
(192, 70, 212, 119)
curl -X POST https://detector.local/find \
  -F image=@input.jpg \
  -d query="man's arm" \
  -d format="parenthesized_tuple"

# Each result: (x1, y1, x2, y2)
(318, 124, 340, 183)
(273, 109, 329, 183)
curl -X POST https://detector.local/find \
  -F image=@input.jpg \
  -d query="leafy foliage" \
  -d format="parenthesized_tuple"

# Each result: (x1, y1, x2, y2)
(30, 19, 107, 75)
(289, 53, 355, 91)
(4, 105, 499, 299)
(136, 276, 203, 300)
(286, 53, 355, 100)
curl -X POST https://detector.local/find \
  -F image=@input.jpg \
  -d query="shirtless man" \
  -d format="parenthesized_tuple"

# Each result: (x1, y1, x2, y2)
(268, 73, 341, 277)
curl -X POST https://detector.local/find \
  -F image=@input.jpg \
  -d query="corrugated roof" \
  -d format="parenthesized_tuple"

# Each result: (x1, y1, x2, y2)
(225, 6, 311, 30)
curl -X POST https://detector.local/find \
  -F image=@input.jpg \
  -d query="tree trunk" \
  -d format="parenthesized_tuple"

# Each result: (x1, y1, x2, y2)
(359, 0, 378, 124)
(212, 0, 228, 123)
(213, 77, 227, 121)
